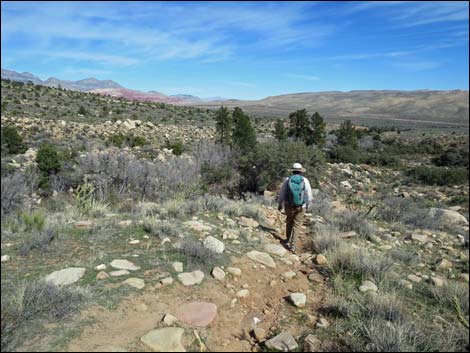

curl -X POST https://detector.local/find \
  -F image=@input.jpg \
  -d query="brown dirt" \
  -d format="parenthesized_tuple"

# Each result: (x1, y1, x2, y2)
(27, 210, 327, 352)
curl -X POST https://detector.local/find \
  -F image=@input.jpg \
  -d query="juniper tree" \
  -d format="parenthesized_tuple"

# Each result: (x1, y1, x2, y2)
(232, 107, 257, 152)
(288, 109, 313, 143)
(310, 112, 326, 147)
(274, 119, 287, 141)
(337, 120, 358, 148)
(215, 106, 232, 145)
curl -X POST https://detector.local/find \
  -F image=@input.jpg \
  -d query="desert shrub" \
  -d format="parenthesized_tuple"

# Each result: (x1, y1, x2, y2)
(432, 147, 469, 168)
(388, 249, 419, 265)
(309, 191, 332, 218)
(107, 133, 147, 148)
(408, 165, 468, 186)
(328, 145, 362, 164)
(18, 228, 56, 257)
(198, 194, 230, 213)
(200, 162, 240, 195)
(239, 203, 268, 224)
(326, 246, 393, 284)
(143, 218, 181, 239)
(223, 203, 242, 217)
(167, 140, 184, 155)
(36, 143, 61, 176)
(1, 172, 27, 217)
(419, 280, 469, 318)
(1, 125, 27, 156)
(379, 197, 442, 230)
(335, 211, 377, 240)
(20, 210, 46, 232)
(312, 224, 342, 253)
(178, 239, 227, 272)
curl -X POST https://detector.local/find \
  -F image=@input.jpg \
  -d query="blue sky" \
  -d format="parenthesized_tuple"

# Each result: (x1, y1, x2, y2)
(1, 1, 469, 99)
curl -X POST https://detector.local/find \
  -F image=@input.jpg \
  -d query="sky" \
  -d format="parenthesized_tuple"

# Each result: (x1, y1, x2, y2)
(1, 1, 469, 100)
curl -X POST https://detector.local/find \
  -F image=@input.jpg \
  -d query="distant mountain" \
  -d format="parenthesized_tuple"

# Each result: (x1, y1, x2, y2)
(194, 90, 469, 128)
(1, 68, 122, 91)
(91, 87, 188, 104)
(1, 68, 43, 84)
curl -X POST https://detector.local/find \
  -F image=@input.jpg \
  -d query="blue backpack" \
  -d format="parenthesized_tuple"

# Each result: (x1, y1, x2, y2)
(287, 175, 305, 207)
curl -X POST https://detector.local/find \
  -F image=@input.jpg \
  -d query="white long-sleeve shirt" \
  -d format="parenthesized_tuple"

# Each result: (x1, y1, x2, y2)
(278, 175, 313, 209)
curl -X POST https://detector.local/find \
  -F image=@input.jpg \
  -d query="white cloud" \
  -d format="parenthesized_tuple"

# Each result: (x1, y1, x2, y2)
(284, 73, 320, 81)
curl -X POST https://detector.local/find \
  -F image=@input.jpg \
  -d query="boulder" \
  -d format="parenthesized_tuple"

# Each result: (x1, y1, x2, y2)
(429, 208, 468, 226)
(1, 255, 11, 262)
(227, 267, 242, 277)
(437, 258, 453, 270)
(96, 271, 110, 280)
(177, 271, 204, 286)
(264, 243, 287, 257)
(359, 280, 378, 293)
(304, 335, 322, 352)
(203, 236, 225, 254)
(110, 270, 130, 277)
(175, 302, 217, 327)
(236, 289, 250, 298)
(315, 254, 328, 265)
(172, 262, 184, 273)
(238, 216, 259, 228)
(247, 251, 276, 268)
(211, 267, 226, 281)
(110, 259, 140, 271)
(123, 278, 145, 289)
(289, 293, 306, 308)
(265, 332, 298, 352)
(410, 233, 429, 243)
(141, 328, 186, 352)
(45, 267, 86, 286)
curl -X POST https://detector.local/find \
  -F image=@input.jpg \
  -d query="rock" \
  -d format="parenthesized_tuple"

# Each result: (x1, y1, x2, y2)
(183, 220, 212, 232)
(407, 274, 421, 283)
(129, 239, 140, 245)
(177, 271, 204, 286)
(316, 318, 330, 328)
(340, 180, 352, 189)
(339, 231, 357, 239)
(123, 278, 145, 289)
(264, 244, 287, 257)
(359, 280, 378, 293)
(161, 277, 174, 286)
(239, 216, 259, 228)
(227, 267, 242, 277)
(399, 280, 413, 290)
(429, 208, 468, 226)
(1, 255, 11, 262)
(141, 327, 186, 352)
(430, 276, 445, 287)
(289, 293, 306, 308)
(304, 335, 322, 352)
(163, 313, 178, 326)
(265, 332, 298, 352)
(315, 254, 328, 265)
(308, 273, 324, 283)
(247, 251, 276, 268)
(211, 267, 226, 281)
(283, 271, 297, 280)
(96, 271, 110, 280)
(75, 220, 93, 229)
(175, 302, 217, 327)
(237, 289, 250, 298)
(203, 236, 225, 254)
(45, 267, 86, 286)
(172, 262, 184, 273)
(411, 233, 429, 243)
(95, 264, 107, 271)
(110, 259, 140, 271)
(121, 119, 136, 130)
(253, 328, 267, 341)
(459, 273, 469, 283)
(110, 270, 130, 277)
(93, 345, 128, 352)
(437, 258, 453, 270)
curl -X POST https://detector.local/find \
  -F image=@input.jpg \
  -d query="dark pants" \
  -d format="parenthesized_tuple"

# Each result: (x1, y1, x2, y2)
(285, 204, 305, 248)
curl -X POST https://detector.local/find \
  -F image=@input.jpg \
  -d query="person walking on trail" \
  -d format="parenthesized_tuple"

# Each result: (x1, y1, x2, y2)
(277, 163, 313, 253)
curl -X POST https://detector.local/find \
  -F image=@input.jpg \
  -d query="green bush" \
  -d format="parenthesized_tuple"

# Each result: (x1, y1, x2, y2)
(408, 166, 468, 186)
(328, 145, 361, 164)
(433, 147, 469, 168)
(107, 134, 147, 148)
(237, 141, 325, 194)
(168, 141, 184, 155)
(1, 125, 27, 155)
(36, 143, 61, 176)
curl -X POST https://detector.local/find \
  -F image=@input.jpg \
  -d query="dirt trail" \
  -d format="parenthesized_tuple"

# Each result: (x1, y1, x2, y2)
(62, 211, 326, 352)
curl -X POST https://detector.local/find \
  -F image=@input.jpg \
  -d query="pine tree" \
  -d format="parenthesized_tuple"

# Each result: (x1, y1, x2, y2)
(310, 112, 326, 146)
(215, 106, 232, 145)
(337, 120, 358, 148)
(288, 109, 312, 143)
(232, 107, 257, 151)
(274, 119, 287, 141)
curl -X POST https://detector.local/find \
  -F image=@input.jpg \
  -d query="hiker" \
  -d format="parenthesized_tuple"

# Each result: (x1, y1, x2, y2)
(277, 163, 313, 252)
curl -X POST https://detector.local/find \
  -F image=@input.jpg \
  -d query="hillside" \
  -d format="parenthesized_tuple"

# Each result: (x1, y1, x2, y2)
(195, 90, 470, 129)
(1, 74, 469, 353)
